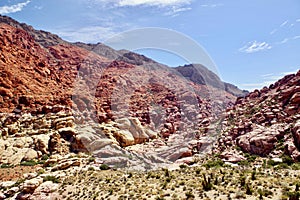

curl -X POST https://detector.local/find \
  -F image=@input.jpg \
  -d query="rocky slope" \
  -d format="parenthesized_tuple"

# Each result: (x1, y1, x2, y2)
(0, 15, 238, 169)
(0, 15, 300, 200)
(175, 64, 249, 97)
(215, 70, 300, 162)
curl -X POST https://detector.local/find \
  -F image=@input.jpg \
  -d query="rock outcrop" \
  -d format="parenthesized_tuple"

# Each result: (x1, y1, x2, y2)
(215, 70, 300, 161)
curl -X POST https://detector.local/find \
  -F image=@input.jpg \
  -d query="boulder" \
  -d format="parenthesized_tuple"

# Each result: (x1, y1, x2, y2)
(290, 92, 300, 104)
(21, 177, 43, 193)
(32, 135, 50, 154)
(115, 117, 157, 145)
(4, 147, 27, 165)
(23, 149, 38, 161)
(113, 130, 135, 147)
(32, 181, 58, 195)
(51, 158, 81, 171)
(220, 151, 246, 163)
(237, 126, 282, 156)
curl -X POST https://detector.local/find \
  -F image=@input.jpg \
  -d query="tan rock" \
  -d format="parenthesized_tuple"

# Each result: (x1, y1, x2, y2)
(32, 135, 50, 154)
(5, 147, 26, 165)
(51, 158, 81, 171)
(54, 116, 75, 129)
(115, 117, 157, 145)
(23, 149, 38, 161)
(113, 130, 135, 147)
(21, 177, 43, 193)
(220, 151, 246, 163)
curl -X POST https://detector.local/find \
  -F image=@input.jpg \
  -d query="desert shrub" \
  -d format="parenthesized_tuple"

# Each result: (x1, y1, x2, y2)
(286, 191, 300, 200)
(251, 170, 256, 180)
(185, 191, 195, 199)
(245, 183, 253, 195)
(195, 168, 201, 175)
(203, 159, 224, 169)
(43, 175, 60, 183)
(99, 164, 109, 170)
(0, 164, 12, 168)
(291, 163, 300, 170)
(239, 175, 246, 187)
(41, 154, 49, 161)
(20, 160, 38, 166)
(179, 164, 187, 169)
(202, 174, 213, 191)
(282, 155, 294, 166)
(88, 156, 95, 163)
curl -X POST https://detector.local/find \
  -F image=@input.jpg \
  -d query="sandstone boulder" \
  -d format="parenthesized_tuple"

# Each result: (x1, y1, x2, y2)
(237, 126, 283, 156)
(23, 149, 38, 161)
(51, 158, 81, 171)
(220, 151, 246, 163)
(21, 177, 43, 193)
(115, 117, 158, 145)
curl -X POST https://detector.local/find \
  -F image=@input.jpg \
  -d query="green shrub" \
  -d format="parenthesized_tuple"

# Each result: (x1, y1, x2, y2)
(179, 164, 187, 169)
(41, 154, 49, 161)
(88, 166, 95, 171)
(99, 164, 110, 170)
(202, 174, 213, 191)
(0, 164, 12, 168)
(20, 160, 37, 166)
(291, 163, 300, 170)
(203, 159, 224, 169)
(43, 175, 60, 183)
(245, 183, 253, 195)
(185, 191, 195, 199)
(88, 156, 95, 163)
(286, 191, 300, 200)
(282, 155, 294, 166)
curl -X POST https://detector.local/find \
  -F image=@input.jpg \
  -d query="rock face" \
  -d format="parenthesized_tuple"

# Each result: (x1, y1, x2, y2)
(175, 64, 248, 97)
(215, 70, 300, 161)
(0, 15, 239, 168)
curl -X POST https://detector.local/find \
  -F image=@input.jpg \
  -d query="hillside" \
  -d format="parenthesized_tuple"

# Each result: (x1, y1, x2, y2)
(0, 15, 299, 200)
(214, 71, 300, 162)
(0, 14, 237, 169)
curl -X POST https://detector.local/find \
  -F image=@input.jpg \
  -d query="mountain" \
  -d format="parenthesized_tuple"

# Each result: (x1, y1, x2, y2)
(0, 14, 238, 170)
(175, 64, 248, 97)
(75, 43, 248, 97)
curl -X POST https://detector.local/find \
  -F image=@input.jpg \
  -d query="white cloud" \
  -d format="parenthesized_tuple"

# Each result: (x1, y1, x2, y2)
(93, 0, 192, 7)
(200, 3, 223, 8)
(117, 0, 192, 7)
(239, 41, 272, 53)
(53, 26, 117, 43)
(296, 19, 300, 22)
(280, 20, 288, 27)
(241, 70, 298, 91)
(270, 29, 277, 35)
(276, 35, 300, 45)
(164, 6, 191, 16)
(278, 38, 289, 44)
(0, 0, 30, 15)
(293, 35, 300, 40)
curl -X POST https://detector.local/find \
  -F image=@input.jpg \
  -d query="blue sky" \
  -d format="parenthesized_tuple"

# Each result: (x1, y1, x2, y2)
(1, 0, 300, 91)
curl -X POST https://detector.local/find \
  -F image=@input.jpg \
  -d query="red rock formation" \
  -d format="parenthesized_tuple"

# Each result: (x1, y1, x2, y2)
(217, 70, 300, 160)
